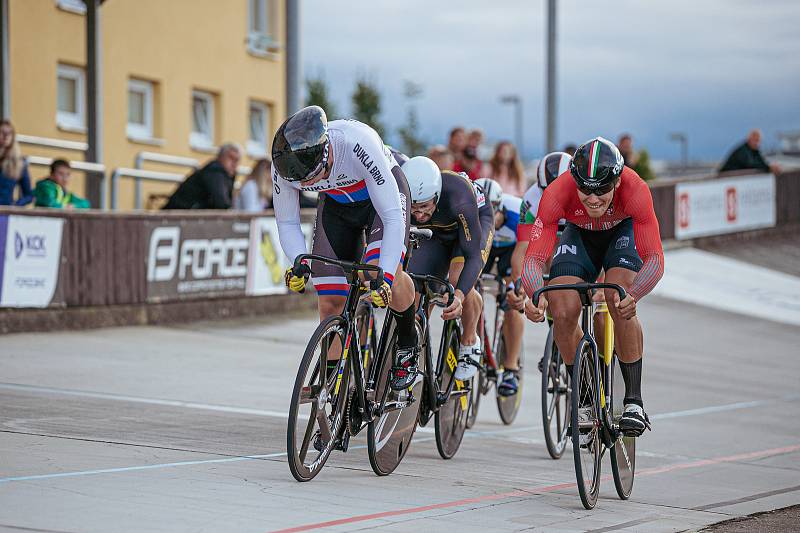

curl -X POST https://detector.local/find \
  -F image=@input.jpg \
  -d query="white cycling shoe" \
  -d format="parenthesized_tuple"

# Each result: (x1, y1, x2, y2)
(454, 340, 481, 381)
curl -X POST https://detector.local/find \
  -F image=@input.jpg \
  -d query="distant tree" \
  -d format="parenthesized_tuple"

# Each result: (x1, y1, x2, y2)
(351, 75, 385, 138)
(305, 74, 337, 119)
(397, 81, 426, 157)
(634, 149, 655, 182)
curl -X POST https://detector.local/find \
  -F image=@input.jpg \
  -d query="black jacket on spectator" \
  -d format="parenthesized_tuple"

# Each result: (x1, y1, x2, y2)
(719, 142, 770, 173)
(163, 161, 233, 209)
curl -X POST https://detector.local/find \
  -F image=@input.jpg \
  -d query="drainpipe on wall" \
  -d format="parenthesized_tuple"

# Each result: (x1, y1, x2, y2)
(85, 0, 103, 207)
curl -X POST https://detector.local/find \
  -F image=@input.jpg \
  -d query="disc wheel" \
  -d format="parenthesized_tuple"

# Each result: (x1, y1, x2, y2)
(541, 326, 570, 459)
(434, 323, 468, 459)
(571, 339, 602, 509)
(496, 335, 524, 425)
(287, 316, 350, 482)
(367, 322, 425, 476)
(610, 355, 636, 499)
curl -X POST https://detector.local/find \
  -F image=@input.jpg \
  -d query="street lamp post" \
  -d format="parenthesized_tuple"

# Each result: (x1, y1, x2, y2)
(546, 0, 557, 152)
(500, 94, 523, 155)
(669, 132, 688, 169)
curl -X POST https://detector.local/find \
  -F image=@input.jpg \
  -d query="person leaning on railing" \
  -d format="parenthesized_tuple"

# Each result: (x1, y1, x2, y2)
(34, 159, 90, 210)
(719, 129, 781, 175)
(163, 143, 241, 209)
(0, 119, 34, 207)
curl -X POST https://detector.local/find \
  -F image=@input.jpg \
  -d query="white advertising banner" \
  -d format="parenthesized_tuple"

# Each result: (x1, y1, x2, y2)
(675, 174, 776, 240)
(0, 215, 64, 307)
(246, 218, 313, 296)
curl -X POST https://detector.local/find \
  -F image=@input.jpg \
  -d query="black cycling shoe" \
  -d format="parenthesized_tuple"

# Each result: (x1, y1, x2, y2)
(619, 403, 651, 437)
(389, 346, 419, 391)
(497, 370, 519, 397)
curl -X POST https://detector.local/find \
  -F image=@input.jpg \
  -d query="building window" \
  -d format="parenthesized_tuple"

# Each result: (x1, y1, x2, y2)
(56, 63, 85, 131)
(127, 79, 154, 140)
(56, 0, 86, 15)
(190, 90, 215, 150)
(248, 0, 278, 55)
(247, 101, 271, 157)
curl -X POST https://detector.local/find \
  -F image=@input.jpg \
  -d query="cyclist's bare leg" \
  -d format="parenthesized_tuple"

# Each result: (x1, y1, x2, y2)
(602, 267, 643, 363)
(448, 259, 481, 346)
(547, 275, 584, 365)
(319, 295, 346, 361)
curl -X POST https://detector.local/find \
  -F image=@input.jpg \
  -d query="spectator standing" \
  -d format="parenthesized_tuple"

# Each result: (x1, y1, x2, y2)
(427, 145, 454, 170)
(452, 145, 483, 181)
(234, 158, 272, 212)
(447, 126, 466, 166)
(164, 143, 241, 209)
(562, 144, 577, 156)
(0, 119, 33, 206)
(486, 141, 526, 196)
(617, 133, 638, 167)
(34, 159, 90, 209)
(720, 129, 781, 174)
(466, 128, 484, 154)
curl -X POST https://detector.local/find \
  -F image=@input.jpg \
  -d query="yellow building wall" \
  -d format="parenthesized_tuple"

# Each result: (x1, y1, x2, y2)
(8, 0, 286, 210)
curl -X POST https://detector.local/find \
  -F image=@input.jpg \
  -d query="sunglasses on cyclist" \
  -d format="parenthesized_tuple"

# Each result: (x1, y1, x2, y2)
(577, 181, 616, 197)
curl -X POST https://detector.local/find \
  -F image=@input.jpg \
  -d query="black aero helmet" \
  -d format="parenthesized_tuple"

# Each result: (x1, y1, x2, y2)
(272, 106, 329, 182)
(537, 151, 572, 189)
(569, 137, 624, 193)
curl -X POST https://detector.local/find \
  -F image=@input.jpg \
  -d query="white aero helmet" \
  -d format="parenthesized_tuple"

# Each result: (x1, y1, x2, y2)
(402, 156, 442, 204)
(475, 177, 502, 208)
(537, 151, 572, 189)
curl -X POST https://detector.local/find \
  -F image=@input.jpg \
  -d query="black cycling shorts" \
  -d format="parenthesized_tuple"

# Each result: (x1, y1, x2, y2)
(310, 167, 410, 296)
(482, 245, 514, 278)
(549, 218, 643, 282)
(407, 235, 457, 293)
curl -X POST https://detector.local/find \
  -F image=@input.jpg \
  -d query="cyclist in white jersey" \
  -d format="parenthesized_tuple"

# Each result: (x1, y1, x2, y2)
(272, 106, 419, 391)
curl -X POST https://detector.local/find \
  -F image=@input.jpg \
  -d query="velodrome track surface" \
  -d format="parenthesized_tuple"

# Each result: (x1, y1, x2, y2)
(1, 241, 799, 532)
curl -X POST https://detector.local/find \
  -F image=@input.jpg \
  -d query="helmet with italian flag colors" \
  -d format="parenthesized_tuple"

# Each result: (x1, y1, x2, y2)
(569, 137, 624, 193)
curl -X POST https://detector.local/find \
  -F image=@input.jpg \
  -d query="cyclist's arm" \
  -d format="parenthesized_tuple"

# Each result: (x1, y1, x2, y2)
(356, 131, 406, 286)
(628, 181, 665, 301)
(521, 191, 561, 297)
(453, 201, 486, 295)
(272, 168, 307, 264)
(477, 198, 495, 261)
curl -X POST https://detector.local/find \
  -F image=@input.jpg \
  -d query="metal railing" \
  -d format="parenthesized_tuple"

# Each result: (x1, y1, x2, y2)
(26, 155, 108, 209)
(17, 134, 89, 152)
(111, 168, 184, 210)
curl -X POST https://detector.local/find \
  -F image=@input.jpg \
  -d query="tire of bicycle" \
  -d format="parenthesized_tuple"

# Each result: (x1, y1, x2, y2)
(367, 322, 425, 476)
(287, 316, 350, 482)
(609, 355, 636, 499)
(541, 326, 570, 459)
(496, 335, 524, 425)
(465, 324, 490, 429)
(435, 322, 468, 459)
(571, 339, 602, 509)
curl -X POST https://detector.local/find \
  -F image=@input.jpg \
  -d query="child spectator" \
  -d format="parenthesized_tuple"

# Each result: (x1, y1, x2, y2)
(486, 141, 526, 196)
(0, 119, 33, 206)
(34, 159, 90, 209)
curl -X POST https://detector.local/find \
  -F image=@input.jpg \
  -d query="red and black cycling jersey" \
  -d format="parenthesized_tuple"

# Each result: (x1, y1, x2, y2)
(521, 166, 664, 301)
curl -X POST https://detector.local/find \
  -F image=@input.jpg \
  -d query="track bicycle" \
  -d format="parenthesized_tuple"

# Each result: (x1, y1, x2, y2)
(286, 250, 424, 481)
(533, 282, 637, 509)
(409, 273, 470, 459)
(466, 273, 525, 427)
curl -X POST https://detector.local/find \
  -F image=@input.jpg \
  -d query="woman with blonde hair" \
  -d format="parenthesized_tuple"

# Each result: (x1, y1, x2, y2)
(487, 141, 526, 197)
(235, 157, 272, 211)
(0, 119, 33, 206)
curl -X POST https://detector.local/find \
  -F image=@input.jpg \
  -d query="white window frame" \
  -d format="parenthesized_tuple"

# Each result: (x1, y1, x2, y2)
(190, 90, 215, 150)
(127, 79, 154, 141)
(247, 101, 270, 157)
(56, 64, 85, 131)
(56, 0, 86, 15)
(247, 0, 280, 55)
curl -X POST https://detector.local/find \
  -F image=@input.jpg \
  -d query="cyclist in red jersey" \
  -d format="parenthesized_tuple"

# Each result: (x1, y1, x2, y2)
(521, 137, 664, 436)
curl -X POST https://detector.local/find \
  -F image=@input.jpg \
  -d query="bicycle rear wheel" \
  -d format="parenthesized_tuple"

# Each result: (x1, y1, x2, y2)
(367, 321, 425, 476)
(571, 339, 602, 509)
(287, 316, 350, 482)
(541, 326, 570, 459)
(496, 335, 524, 425)
(610, 355, 636, 499)
(435, 323, 468, 459)
(465, 323, 489, 429)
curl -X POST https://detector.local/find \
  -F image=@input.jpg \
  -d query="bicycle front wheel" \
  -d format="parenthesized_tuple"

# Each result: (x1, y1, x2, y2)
(287, 316, 350, 482)
(542, 326, 570, 459)
(610, 355, 636, 499)
(367, 321, 424, 476)
(435, 323, 468, 459)
(571, 339, 602, 509)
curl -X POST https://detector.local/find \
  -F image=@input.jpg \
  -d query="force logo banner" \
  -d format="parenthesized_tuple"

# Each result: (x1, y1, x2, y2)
(145, 220, 251, 301)
(246, 218, 313, 296)
(1, 215, 64, 308)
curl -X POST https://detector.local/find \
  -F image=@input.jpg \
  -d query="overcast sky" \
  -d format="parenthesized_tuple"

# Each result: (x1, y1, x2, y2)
(301, 0, 800, 162)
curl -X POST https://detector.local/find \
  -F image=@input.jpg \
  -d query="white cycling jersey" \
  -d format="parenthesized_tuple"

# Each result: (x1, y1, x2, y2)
(520, 184, 543, 225)
(494, 193, 521, 248)
(273, 119, 406, 281)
